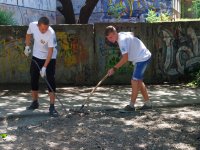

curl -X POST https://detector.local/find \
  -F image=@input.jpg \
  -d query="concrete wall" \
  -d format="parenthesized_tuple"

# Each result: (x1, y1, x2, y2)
(0, 25, 95, 85)
(0, 22, 200, 85)
(95, 23, 153, 84)
(0, 0, 56, 25)
(152, 21, 200, 82)
(95, 22, 200, 84)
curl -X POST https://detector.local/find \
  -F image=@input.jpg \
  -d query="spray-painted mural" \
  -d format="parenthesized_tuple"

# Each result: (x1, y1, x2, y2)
(1, 22, 200, 84)
(98, 37, 133, 74)
(0, 25, 95, 84)
(155, 24, 200, 77)
(74, 0, 172, 23)
(99, 0, 172, 22)
(95, 24, 141, 84)
(56, 32, 88, 67)
(69, 0, 174, 23)
(55, 30, 94, 84)
(0, 27, 29, 82)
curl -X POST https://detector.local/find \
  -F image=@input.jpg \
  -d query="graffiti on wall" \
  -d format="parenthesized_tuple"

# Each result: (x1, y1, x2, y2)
(98, 37, 133, 74)
(156, 25, 200, 76)
(88, 0, 172, 23)
(60, 0, 173, 23)
(56, 31, 92, 83)
(0, 27, 93, 84)
(56, 32, 88, 67)
(0, 34, 29, 81)
(97, 25, 146, 75)
(101, 0, 172, 22)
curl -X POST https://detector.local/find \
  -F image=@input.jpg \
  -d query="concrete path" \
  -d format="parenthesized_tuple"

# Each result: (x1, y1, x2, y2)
(0, 84, 200, 120)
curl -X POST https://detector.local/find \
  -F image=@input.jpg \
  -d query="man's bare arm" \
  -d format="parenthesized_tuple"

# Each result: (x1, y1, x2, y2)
(25, 34, 32, 46)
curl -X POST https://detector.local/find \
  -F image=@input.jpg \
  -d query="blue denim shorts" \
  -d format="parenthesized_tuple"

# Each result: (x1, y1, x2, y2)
(132, 58, 151, 80)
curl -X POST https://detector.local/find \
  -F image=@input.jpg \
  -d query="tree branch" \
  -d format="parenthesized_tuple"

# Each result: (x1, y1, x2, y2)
(78, 0, 99, 24)
(57, 0, 76, 24)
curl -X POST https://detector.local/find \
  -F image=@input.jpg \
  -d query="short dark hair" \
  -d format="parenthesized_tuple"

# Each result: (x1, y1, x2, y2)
(105, 26, 117, 36)
(38, 17, 49, 25)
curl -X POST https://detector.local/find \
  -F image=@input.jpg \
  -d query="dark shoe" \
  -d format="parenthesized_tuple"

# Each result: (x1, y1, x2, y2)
(26, 101, 39, 110)
(49, 106, 59, 117)
(119, 105, 135, 113)
(138, 104, 152, 110)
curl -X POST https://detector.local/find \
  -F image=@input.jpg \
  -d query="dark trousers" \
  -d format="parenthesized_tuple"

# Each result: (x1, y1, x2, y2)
(30, 56, 56, 92)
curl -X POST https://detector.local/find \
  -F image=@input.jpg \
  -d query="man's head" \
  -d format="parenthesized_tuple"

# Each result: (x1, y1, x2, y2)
(37, 17, 50, 33)
(105, 26, 118, 43)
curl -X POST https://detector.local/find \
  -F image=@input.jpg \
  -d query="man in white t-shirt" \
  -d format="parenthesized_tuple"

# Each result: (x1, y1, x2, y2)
(24, 17, 58, 116)
(105, 26, 152, 112)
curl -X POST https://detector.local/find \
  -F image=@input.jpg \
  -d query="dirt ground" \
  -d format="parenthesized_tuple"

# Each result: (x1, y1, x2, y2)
(0, 106, 200, 150)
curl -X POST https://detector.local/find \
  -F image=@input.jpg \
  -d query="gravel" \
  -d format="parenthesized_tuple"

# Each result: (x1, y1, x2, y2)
(0, 106, 200, 150)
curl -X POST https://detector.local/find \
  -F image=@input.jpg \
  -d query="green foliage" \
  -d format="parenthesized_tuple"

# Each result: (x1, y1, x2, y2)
(188, 0, 200, 18)
(146, 10, 159, 23)
(187, 70, 200, 87)
(146, 10, 170, 23)
(0, 9, 16, 25)
(160, 12, 170, 21)
(107, 3, 126, 20)
(0, 133, 7, 139)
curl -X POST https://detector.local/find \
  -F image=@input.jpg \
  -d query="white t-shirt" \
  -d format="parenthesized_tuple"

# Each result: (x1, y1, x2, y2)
(27, 22, 57, 59)
(117, 32, 151, 64)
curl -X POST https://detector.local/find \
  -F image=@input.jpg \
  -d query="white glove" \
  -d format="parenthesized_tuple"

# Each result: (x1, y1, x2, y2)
(40, 67, 46, 78)
(24, 46, 31, 57)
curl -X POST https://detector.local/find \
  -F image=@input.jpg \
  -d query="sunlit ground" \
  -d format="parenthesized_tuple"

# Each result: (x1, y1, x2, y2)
(0, 85, 200, 149)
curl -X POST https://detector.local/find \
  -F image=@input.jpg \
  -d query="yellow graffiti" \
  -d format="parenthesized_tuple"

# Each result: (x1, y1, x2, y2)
(108, 0, 155, 18)
(0, 37, 29, 81)
(56, 32, 88, 67)
(127, 0, 135, 17)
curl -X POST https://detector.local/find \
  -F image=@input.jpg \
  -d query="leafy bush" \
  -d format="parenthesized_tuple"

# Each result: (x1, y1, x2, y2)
(146, 10, 159, 23)
(107, 3, 126, 20)
(187, 70, 200, 87)
(160, 12, 170, 21)
(0, 9, 16, 25)
(146, 10, 170, 23)
(188, 0, 200, 18)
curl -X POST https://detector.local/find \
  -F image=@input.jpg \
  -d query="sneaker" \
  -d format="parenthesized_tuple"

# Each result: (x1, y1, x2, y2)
(138, 104, 152, 110)
(49, 106, 59, 117)
(119, 105, 135, 113)
(26, 101, 39, 110)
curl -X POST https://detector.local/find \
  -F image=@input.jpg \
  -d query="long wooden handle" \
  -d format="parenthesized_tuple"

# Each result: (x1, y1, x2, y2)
(85, 74, 109, 104)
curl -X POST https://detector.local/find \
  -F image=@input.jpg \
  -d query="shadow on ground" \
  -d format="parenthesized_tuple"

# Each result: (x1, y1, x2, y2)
(0, 106, 200, 149)
(0, 85, 200, 149)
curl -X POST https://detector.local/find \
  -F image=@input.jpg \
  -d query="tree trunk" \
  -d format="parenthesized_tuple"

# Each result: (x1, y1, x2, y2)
(78, 0, 99, 24)
(57, 0, 76, 24)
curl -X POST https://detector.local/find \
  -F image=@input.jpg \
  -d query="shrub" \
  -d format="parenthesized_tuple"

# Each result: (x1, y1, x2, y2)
(146, 10, 170, 23)
(188, 0, 200, 18)
(107, 3, 126, 20)
(146, 10, 159, 23)
(0, 9, 16, 25)
(187, 70, 200, 87)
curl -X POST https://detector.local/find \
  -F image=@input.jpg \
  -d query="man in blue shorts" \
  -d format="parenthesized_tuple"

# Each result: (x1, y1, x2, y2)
(105, 26, 152, 112)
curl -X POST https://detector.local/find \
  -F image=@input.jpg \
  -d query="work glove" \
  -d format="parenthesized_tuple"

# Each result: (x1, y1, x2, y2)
(40, 67, 46, 78)
(24, 46, 31, 57)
